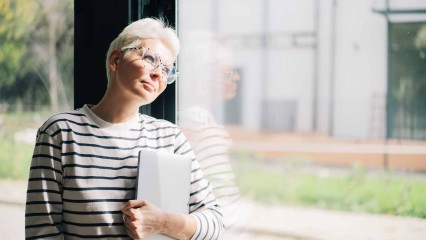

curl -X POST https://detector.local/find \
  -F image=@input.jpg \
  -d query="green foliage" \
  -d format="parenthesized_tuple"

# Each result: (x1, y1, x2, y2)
(0, 0, 36, 86)
(0, 138, 33, 179)
(0, 111, 52, 179)
(233, 156, 426, 219)
(0, 0, 74, 111)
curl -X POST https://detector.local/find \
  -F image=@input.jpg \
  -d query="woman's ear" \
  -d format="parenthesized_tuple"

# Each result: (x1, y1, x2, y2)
(109, 50, 121, 72)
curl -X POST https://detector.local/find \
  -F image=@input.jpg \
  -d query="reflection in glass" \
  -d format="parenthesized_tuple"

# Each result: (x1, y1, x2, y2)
(178, 0, 426, 239)
(178, 31, 250, 236)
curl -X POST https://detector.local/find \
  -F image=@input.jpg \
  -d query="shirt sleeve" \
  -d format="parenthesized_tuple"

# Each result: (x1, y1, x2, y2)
(25, 128, 64, 239)
(174, 129, 224, 240)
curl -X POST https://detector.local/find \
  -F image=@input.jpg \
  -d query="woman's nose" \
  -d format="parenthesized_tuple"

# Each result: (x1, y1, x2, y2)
(149, 68, 162, 81)
(233, 72, 241, 81)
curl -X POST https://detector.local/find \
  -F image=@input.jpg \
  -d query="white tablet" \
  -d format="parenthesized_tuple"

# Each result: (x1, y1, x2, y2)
(136, 150, 192, 239)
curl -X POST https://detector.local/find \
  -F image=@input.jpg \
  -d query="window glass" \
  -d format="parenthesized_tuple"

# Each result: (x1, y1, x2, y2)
(0, 0, 74, 179)
(389, 22, 426, 140)
(177, 0, 426, 238)
(0, 0, 74, 239)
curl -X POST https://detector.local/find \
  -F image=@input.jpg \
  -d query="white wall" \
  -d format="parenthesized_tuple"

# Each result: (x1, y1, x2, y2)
(178, 0, 425, 139)
(331, 0, 387, 139)
(317, 0, 334, 134)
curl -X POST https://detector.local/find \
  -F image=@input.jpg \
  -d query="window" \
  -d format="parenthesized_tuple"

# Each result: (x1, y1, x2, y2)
(389, 22, 426, 140)
(177, 0, 426, 238)
(0, 0, 74, 179)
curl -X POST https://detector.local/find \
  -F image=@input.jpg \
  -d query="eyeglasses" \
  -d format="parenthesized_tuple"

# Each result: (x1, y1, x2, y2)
(223, 69, 239, 82)
(121, 47, 178, 84)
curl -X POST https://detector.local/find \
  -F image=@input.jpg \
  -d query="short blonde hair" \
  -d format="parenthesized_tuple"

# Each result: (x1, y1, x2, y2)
(105, 18, 180, 82)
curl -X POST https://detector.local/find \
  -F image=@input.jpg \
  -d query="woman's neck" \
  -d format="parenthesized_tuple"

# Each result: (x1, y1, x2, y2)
(91, 89, 140, 124)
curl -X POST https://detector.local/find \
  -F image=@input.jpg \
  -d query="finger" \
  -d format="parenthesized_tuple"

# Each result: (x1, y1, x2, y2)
(131, 227, 153, 240)
(127, 226, 148, 240)
(122, 208, 138, 221)
(126, 228, 137, 239)
(122, 211, 133, 221)
(123, 214, 140, 230)
(123, 207, 138, 222)
(121, 202, 131, 211)
(122, 214, 132, 229)
(121, 200, 143, 211)
(125, 199, 147, 209)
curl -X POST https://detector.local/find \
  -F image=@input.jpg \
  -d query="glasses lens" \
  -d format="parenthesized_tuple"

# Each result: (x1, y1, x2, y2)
(141, 49, 160, 70)
(163, 66, 177, 84)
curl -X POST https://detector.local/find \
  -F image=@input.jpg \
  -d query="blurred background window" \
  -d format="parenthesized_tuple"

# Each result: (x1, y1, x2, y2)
(1, 1, 73, 238)
(0, 0, 74, 179)
(178, 0, 426, 239)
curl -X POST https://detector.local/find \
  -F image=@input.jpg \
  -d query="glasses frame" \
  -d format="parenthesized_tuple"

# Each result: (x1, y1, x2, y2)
(121, 46, 178, 84)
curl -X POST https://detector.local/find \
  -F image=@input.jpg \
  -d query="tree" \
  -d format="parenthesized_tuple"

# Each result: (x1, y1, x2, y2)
(0, 0, 74, 111)
(26, 0, 74, 111)
(0, 0, 36, 87)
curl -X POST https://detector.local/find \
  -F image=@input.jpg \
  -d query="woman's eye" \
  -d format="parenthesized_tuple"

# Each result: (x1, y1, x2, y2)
(142, 54, 156, 64)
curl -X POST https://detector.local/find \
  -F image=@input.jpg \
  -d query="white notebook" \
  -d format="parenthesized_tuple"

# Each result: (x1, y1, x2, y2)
(136, 150, 192, 240)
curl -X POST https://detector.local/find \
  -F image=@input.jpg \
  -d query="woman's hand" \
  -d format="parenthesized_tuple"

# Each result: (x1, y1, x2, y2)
(121, 200, 167, 239)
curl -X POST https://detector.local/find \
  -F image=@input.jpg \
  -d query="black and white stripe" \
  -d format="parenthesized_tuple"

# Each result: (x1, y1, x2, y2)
(180, 107, 248, 232)
(25, 105, 223, 239)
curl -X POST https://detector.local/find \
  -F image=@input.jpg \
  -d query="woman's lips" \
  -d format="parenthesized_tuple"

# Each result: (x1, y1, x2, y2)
(141, 80, 155, 92)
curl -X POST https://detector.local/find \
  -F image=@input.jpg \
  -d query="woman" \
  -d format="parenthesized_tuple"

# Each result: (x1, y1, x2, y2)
(25, 18, 223, 239)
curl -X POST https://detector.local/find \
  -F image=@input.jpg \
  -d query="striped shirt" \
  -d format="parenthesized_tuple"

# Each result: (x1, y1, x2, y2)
(180, 107, 249, 232)
(25, 105, 224, 239)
